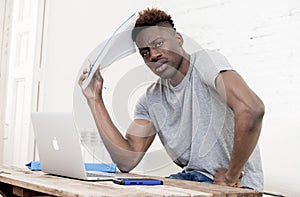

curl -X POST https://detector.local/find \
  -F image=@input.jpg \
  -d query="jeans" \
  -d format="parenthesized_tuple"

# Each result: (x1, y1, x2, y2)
(166, 170, 254, 190)
(166, 170, 213, 184)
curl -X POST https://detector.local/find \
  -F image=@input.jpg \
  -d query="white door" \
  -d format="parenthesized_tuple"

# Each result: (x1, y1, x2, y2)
(1, 0, 43, 166)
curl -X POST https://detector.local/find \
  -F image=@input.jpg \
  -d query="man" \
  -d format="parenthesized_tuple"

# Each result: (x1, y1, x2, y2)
(79, 8, 265, 190)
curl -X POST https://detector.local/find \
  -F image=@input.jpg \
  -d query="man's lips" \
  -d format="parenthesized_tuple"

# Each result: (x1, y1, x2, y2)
(156, 63, 168, 72)
(154, 59, 168, 72)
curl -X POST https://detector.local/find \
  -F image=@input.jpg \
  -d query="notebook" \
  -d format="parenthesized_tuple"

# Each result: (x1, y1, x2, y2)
(30, 112, 116, 181)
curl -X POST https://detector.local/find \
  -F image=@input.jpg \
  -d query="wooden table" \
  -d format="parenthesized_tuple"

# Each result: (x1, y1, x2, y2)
(0, 165, 262, 197)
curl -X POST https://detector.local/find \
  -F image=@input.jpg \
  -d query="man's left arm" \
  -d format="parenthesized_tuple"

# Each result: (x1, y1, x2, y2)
(214, 70, 265, 187)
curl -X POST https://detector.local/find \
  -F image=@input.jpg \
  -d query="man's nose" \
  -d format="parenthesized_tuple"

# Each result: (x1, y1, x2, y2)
(149, 47, 161, 62)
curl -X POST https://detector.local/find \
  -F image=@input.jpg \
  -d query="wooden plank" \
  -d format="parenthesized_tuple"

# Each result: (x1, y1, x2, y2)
(120, 184, 213, 197)
(163, 179, 262, 197)
(0, 165, 262, 197)
(12, 186, 50, 197)
(0, 166, 211, 197)
(12, 186, 24, 196)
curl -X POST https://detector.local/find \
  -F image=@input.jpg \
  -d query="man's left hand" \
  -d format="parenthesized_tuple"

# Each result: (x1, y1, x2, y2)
(213, 168, 243, 188)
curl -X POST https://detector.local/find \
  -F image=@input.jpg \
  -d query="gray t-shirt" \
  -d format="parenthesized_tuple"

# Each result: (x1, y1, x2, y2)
(134, 49, 263, 191)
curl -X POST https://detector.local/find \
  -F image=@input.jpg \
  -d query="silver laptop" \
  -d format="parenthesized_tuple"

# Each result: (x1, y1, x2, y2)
(31, 112, 115, 181)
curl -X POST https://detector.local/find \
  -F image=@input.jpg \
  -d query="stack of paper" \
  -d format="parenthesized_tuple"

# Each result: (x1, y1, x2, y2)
(81, 13, 137, 89)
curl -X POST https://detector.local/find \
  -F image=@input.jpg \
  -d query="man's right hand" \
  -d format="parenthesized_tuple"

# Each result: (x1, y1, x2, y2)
(78, 67, 104, 102)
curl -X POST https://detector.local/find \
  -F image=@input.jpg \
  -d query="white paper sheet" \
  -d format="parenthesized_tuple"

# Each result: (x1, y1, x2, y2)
(81, 13, 137, 89)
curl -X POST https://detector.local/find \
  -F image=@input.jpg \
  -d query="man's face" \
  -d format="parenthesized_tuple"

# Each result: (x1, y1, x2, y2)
(135, 26, 184, 79)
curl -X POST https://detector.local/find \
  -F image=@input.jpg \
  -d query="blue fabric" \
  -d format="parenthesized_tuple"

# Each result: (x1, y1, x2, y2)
(25, 161, 41, 171)
(167, 170, 255, 190)
(25, 161, 116, 173)
(84, 163, 116, 172)
(166, 170, 213, 184)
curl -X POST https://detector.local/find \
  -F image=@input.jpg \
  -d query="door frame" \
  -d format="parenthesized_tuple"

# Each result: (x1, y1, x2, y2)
(0, 0, 13, 164)
(0, 0, 46, 165)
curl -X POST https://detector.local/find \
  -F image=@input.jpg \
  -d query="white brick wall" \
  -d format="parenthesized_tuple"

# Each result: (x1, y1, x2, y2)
(153, 0, 300, 195)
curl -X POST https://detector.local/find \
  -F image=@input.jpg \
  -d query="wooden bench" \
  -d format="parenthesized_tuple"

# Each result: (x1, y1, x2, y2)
(0, 165, 262, 197)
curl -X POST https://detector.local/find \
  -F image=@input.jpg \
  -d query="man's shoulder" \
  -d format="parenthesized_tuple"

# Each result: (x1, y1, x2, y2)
(192, 49, 226, 62)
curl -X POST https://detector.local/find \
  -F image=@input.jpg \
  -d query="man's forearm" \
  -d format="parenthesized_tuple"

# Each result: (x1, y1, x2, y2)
(226, 106, 264, 183)
(87, 99, 143, 171)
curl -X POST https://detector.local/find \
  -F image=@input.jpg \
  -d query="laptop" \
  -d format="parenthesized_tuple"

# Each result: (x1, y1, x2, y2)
(31, 112, 116, 181)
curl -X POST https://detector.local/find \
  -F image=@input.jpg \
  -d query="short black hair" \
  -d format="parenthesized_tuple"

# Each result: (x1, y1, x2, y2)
(132, 8, 176, 42)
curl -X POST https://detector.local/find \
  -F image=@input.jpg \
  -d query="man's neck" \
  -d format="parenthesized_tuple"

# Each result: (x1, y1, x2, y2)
(169, 51, 190, 86)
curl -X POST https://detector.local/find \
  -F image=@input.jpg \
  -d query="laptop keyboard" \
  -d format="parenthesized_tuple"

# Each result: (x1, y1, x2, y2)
(86, 172, 102, 177)
(86, 171, 115, 177)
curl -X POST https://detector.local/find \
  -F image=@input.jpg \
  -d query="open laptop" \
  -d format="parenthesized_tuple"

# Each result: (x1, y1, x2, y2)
(31, 112, 115, 181)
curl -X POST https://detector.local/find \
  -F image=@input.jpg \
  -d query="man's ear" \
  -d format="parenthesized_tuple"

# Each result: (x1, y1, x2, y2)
(175, 32, 184, 47)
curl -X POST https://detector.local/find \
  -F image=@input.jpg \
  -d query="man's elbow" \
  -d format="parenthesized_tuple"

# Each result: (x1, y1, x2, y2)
(244, 100, 265, 131)
(118, 168, 131, 173)
(251, 99, 265, 120)
(115, 157, 142, 173)
(117, 164, 134, 173)
(236, 99, 265, 131)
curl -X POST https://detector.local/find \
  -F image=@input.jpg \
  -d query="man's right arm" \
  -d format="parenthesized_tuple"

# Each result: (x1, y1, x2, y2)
(79, 67, 156, 172)
(88, 98, 156, 172)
